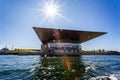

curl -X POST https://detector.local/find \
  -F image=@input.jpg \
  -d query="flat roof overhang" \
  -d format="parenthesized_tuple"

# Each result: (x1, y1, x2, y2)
(33, 27, 107, 44)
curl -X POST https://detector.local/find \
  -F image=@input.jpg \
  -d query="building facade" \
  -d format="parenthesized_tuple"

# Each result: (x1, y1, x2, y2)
(33, 27, 106, 53)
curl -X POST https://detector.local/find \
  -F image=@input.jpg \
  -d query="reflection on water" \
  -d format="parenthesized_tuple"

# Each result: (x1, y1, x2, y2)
(21, 55, 120, 80)
(34, 56, 85, 80)
(0, 55, 120, 80)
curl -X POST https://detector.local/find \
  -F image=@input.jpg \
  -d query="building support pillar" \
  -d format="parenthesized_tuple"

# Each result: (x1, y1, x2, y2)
(41, 44, 48, 52)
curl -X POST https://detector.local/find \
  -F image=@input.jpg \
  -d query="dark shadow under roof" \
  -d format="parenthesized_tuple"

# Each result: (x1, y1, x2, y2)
(33, 27, 107, 44)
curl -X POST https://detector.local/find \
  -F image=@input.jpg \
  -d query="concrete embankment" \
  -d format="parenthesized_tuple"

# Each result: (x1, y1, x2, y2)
(0, 52, 120, 56)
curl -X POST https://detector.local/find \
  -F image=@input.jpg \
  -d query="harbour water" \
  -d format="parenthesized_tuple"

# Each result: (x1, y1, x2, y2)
(0, 55, 120, 80)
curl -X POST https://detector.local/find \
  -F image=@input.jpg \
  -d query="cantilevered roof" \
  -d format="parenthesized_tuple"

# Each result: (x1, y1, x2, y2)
(33, 27, 107, 44)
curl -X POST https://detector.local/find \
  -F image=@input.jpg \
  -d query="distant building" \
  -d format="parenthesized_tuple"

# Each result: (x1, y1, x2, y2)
(0, 48, 9, 53)
(33, 27, 106, 53)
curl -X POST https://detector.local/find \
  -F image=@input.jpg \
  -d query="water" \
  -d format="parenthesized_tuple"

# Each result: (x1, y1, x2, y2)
(82, 55, 120, 80)
(0, 55, 40, 80)
(0, 55, 120, 80)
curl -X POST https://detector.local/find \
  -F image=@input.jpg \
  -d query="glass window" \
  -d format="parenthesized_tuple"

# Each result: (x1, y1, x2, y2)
(48, 42, 81, 49)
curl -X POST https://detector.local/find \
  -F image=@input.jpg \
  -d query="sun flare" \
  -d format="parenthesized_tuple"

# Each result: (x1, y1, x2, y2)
(44, 4, 58, 17)
(42, 0, 61, 20)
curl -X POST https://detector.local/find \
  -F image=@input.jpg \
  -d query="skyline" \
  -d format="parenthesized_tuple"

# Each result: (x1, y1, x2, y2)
(0, 0, 120, 51)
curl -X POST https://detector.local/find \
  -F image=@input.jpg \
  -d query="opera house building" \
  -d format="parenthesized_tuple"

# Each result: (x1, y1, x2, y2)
(33, 27, 106, 53)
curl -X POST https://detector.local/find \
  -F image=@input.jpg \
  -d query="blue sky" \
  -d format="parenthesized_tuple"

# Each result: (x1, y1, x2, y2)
(0, 0, 120, 51)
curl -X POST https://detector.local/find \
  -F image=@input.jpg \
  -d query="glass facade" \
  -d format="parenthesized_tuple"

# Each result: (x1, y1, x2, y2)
(47, 42, 81, 53)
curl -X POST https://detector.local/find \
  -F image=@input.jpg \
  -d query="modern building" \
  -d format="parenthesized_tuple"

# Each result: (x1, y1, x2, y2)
(33, 27, 106, 53)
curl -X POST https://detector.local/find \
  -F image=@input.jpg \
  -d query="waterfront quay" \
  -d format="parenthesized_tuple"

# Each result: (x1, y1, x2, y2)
(0, 50, 120, 56)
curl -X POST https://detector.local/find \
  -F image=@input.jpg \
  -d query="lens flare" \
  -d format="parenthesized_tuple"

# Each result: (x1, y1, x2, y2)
(41, 0, 62, 21)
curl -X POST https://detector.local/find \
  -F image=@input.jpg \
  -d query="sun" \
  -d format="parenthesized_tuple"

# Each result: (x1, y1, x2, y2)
(44, 3, 58, 17)
(41, 0, 61, 21)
